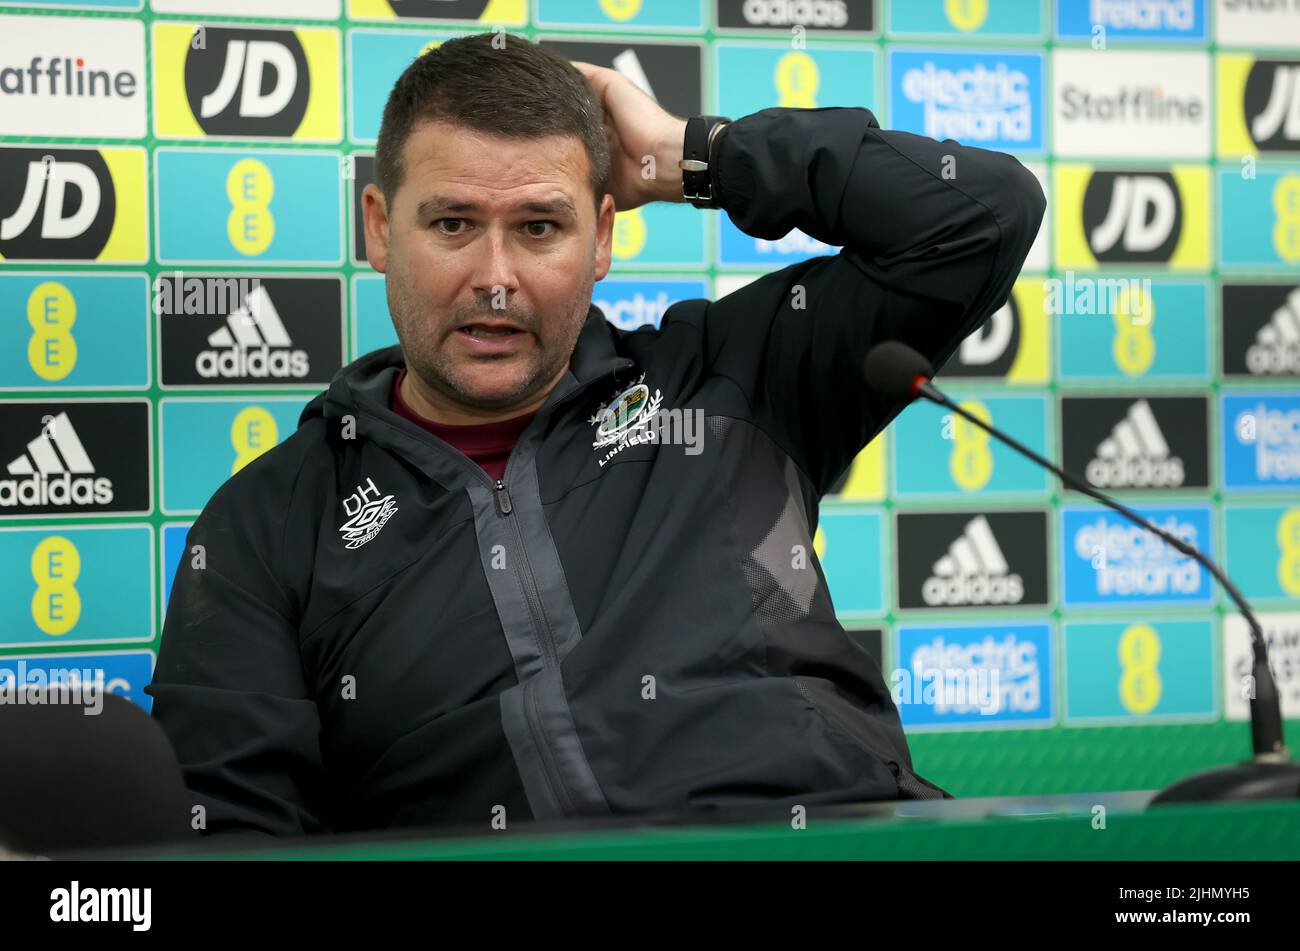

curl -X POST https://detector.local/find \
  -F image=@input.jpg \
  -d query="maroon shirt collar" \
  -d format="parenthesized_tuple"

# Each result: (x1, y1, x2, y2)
(391, 368, 537, 454)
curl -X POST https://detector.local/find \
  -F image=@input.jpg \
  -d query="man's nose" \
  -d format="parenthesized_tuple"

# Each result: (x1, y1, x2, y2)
(469, 226, 519, 304)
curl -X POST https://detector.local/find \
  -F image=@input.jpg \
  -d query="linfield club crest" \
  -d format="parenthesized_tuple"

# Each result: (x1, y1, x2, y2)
(589, 372, 665, 466)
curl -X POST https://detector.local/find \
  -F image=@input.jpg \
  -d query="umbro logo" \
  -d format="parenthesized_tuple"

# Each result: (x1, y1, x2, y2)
(0, 411, 113, 508)
(923, 515, 1024, 606)
(1087, 399, 1185, 488)
(337, 476, 397, 550)
(197, 284, 309, 379)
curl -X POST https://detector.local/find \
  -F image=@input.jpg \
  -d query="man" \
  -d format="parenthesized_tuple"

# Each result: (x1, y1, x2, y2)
(148, 33, 1045, 836)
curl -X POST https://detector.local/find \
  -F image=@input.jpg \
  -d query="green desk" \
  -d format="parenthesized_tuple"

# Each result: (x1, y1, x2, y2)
(141, 791, 1300, 860)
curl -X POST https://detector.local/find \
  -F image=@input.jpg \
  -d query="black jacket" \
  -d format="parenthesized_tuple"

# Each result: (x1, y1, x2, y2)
(148, 106, 1045, 835)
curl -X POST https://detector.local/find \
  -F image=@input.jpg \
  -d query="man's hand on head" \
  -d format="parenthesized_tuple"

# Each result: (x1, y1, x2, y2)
(571, 60, 688, 212)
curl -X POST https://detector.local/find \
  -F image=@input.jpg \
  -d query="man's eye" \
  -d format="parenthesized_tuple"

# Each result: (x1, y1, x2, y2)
(435, 219, 467, 235)
(526, 221, 557, 238)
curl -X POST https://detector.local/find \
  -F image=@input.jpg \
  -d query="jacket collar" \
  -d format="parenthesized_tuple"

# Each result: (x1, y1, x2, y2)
(568, 302, 635, 387)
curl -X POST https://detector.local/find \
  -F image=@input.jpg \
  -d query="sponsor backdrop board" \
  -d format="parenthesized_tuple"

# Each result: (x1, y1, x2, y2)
(2, 0, 1299, 803)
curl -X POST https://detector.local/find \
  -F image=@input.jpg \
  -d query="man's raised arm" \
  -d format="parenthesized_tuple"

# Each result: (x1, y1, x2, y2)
(693, 105, 1046, 494)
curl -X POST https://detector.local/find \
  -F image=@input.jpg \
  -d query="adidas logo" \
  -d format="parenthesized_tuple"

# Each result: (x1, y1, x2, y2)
(196, 285, 309, 379)
(0, 412, 112, 508)
(923, 515, 1024, 606)
(1246, 287, 1300, 375)
(1087, 399, 1184, 488)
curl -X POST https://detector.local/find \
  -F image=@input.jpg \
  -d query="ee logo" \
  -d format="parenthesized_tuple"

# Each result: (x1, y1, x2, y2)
(231, 406, 279, 475)
(948, 400, 994, 492)
(612, 209, 647, 260)
(598, 0, 642, 21)
(226, 158, 275, 256)
(31, 536, 81, 637)
(775, 52, 819, 108)
(945, 0, 989, 32)
(1273, 174, 1300, 265)
(1112, 285, 1155, 377)
(1118, 623, 1162, 716)
(26, 281, 77, 381)
(1276, 509, 1300, 597)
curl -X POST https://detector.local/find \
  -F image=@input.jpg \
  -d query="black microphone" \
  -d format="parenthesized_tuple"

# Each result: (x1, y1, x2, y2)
(865, 341, 1300, 804)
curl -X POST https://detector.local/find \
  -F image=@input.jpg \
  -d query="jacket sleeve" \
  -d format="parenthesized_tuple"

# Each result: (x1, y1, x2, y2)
(145, 453, 328, 837)
(697, 106, 1046, 495)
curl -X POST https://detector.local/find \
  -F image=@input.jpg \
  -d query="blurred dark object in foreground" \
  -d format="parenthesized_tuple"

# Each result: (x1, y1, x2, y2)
(0, 691, 195, 856)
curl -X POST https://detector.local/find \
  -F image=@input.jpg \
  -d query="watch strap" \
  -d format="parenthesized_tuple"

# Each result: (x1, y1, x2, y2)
(680, 115, 731, 209)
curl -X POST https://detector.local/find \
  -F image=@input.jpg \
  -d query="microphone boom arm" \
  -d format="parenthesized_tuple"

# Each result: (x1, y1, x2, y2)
(914, 378, 1289, 765)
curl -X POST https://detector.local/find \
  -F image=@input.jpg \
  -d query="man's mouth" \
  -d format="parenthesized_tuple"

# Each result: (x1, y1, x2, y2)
(454, 322, 530, 352)
(458, 322, 524, 339)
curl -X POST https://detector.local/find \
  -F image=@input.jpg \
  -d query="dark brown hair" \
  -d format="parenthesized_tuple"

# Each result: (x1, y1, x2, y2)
(374, 32, 610, 211)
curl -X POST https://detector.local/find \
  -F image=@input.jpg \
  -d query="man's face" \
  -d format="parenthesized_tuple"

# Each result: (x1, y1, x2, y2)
(363, 119, 615, 415)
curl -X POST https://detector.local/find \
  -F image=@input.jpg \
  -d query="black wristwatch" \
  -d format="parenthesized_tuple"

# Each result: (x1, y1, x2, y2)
(679, 115, 731, 209)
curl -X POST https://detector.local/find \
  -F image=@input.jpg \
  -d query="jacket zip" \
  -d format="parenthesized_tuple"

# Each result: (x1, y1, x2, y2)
(494, 479, 558, 670)
(499, 489, 570, 811)
(426, 363, 631, 816)
(491, 476, 571, 812)
(494, 481, 513, 515)
(524, 668, 574, 815)
(390, 445, 572, 811)
(316, 365, 625, 820)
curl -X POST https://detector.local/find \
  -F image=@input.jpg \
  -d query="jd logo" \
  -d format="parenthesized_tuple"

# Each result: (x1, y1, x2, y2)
(954, 295, 1019, 377)
(1245, 60, 1300, 152)
(0, 149, 114, 260)
(185, 28, 309, 137)
(384, 0, 493, 18)
(1083, 171, 1181, 263)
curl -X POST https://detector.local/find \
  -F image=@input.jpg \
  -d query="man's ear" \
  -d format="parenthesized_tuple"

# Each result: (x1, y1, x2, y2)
(362, 183, 391, 273)
(594, 192, 615, 282)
